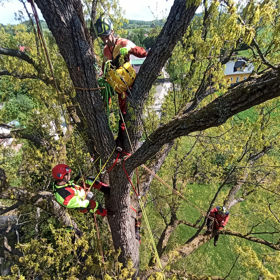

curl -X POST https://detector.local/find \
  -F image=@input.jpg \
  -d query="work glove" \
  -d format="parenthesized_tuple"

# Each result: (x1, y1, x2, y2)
(86, 191, 94, 200)
(120, 47, 129, 56)
(86, 176, 96, 186)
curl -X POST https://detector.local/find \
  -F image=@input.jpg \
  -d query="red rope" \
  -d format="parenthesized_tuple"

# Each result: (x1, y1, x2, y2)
(107, 152, 120, 173)
(122, 159, 139, 197)
(107, 150, 131, 173)
(130, 206, 137, 213)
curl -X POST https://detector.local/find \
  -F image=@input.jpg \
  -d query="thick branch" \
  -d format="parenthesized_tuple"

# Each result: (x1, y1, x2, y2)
(222, 229, 280, 250)
(1, 188, 80, 234)
(34, 0, 115, 159)
(127, 68, 280, 171)
(0, 129, 52, 149)
(0, 202, 22, 215)
(129, 0, 200, 148)
(0, 69, 52, 85)
(132, 0, 200, 105)
(0, 46, 36, 66)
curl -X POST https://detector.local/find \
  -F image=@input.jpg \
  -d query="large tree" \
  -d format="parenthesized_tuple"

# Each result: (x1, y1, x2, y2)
(1, 0, 280, 278)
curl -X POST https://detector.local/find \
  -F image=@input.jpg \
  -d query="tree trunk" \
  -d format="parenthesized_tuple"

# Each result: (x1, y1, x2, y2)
(106, 165, 141, 267)
(33, 0, 200, 270)
(34, 0, 141, 267)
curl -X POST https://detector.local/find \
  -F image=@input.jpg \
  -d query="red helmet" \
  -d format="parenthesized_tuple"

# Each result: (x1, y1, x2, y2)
(52, 164, 71, 180)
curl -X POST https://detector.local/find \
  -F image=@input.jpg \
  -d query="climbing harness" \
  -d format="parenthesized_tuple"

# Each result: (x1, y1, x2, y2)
(106, 61, 136, 94)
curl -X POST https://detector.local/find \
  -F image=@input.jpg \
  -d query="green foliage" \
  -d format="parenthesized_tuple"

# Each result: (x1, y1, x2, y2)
(1, 0, 280, 279)
(3, 223, 135, 280)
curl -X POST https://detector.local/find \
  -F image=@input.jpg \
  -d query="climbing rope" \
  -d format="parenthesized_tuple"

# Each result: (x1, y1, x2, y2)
(98, 77, 114, 120)
(85, 148, 116, 196)
(74, 86, 105, 91)
(115, 115, 164, 270)
(119, 108, 208, 217)
(122, 158, 164, 271)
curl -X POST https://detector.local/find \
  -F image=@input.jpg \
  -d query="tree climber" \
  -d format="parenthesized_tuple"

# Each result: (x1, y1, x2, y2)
(206, 206, 229, 246)
(52, 164, 109, 216)
(94, 17, 147, 149)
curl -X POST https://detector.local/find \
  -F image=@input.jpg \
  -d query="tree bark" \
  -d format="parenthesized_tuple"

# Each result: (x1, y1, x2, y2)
(127, 69, 280, 171)
(30, 0, 280, 273)
(1, 188, 80, 234)
(33, 0, 200, 269)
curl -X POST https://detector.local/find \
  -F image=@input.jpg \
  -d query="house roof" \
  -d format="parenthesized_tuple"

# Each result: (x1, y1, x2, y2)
(224, 59, 254, 75)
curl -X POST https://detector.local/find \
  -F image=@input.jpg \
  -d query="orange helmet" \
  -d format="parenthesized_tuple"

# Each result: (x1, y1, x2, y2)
(52, 164, 71, 180)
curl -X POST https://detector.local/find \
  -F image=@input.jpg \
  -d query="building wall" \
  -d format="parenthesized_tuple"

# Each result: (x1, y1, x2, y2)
(226, 73, 250, 84)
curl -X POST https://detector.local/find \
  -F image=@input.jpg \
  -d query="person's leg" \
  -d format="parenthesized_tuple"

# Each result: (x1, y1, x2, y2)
(88, 200, 107, 216)
(116, 92, 128, 149)
(214, 231, 220, 246)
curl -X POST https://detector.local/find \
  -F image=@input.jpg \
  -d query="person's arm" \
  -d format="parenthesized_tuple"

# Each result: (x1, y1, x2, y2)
(220, 215, 229, 229)
(129, 46, 147, 57)
(85, 177, 109, 190)
(119, 39, 147, 58)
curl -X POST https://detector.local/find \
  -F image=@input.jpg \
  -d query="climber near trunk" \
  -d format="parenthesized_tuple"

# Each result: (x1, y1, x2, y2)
(94, 17, 147, 149)
(52, 164, 109, 216)
(206, 206, 229, 246)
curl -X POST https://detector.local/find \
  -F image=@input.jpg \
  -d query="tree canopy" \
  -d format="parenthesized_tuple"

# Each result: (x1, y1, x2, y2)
(1, 0, 280, 279)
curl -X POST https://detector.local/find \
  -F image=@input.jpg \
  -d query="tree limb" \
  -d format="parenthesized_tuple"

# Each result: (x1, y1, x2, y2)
(0, 187, 81, 235)
(34, 0, 115, 159)
(0, 202, 22, 215)
(127, 68, 280, 171)
(132, 0, 200, 106)
(222, 229, 280, 250)
(0, 69, 43, 81)
(0, 47, 36, 66)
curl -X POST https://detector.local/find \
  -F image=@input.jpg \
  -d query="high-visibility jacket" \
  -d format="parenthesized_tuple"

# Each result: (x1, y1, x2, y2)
(53, 178, 108, 212)
(53, 181, 92, 208)
(209, 207, 230, 230)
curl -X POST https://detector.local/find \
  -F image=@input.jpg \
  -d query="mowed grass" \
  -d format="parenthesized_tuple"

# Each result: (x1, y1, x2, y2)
(140, 182, 277, 278)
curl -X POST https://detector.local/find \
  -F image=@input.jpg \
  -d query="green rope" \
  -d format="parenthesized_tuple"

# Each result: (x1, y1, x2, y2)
(98, 77, 114, 119)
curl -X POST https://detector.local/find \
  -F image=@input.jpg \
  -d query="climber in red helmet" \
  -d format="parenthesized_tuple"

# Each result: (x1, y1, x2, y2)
(206, 206, 230, 246)
(51, 164, 109, 216)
